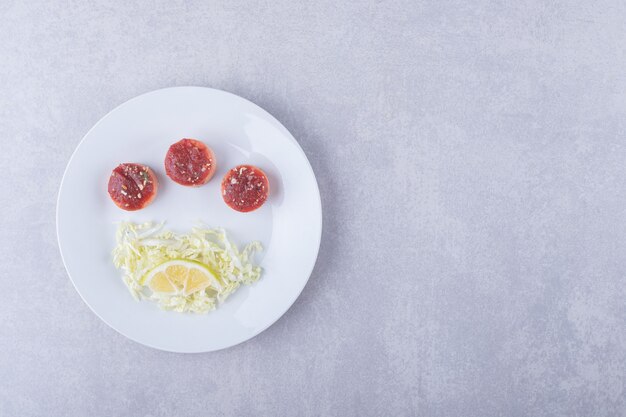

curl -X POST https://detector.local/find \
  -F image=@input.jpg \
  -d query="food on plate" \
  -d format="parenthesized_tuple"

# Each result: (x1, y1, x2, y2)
(142, 259, 222, 297)
(112, 222, 262, 313)
(221, 165, 270, 212)
(164, 138, 216, 186)
(108, 163, 158, 211)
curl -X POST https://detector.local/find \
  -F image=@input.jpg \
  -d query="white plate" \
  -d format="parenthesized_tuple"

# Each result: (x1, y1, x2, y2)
(57, 87, 322, 353)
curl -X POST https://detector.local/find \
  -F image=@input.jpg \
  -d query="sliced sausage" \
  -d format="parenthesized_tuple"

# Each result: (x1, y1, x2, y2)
(108, 163, 158, 211)
(164, 138, 216, 186)
(221, 165, 270, 212)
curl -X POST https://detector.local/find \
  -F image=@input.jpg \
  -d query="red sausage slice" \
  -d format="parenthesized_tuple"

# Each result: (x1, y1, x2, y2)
(221, 165, 270, 212)
(164, 138, 216, 186)
(108, 163, 158, 211)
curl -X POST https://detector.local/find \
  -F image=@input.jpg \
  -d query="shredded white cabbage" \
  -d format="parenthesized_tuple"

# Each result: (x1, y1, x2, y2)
(112, 221, 263, 313)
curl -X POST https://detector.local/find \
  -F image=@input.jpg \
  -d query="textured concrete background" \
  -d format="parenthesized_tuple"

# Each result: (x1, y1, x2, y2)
(1, 1, 625, 416)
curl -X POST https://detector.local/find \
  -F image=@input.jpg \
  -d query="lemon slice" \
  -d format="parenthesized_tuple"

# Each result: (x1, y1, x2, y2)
(142, 259, 221, 296)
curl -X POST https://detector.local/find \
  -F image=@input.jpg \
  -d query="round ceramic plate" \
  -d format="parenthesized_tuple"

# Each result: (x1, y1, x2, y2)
(57, 87, 322, 353)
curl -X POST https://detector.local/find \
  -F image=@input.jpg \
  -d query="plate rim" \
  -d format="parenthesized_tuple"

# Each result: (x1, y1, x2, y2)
(56, 86, 323, 353)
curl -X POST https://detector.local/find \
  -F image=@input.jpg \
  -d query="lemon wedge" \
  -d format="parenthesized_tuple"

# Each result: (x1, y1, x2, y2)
(142, 259, 221, 296)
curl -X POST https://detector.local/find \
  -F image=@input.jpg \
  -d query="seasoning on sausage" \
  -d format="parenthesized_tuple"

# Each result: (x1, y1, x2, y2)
(164, 138, 216, 186)
(221, 165, 270, 212)
(108, 163, 158, 211)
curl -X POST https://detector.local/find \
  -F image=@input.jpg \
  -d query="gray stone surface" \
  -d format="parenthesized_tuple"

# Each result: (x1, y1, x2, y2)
(1, 1, 625, 416)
